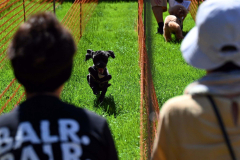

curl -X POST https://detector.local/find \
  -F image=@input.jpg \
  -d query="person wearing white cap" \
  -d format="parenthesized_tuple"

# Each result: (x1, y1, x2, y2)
(151, 0, 240, 159)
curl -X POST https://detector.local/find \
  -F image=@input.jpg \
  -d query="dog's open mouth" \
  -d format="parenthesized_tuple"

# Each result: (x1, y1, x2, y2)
(97, 68, 105, 74)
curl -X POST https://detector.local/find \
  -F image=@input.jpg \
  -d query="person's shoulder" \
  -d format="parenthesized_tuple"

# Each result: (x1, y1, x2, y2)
(0, 107, 19, 127)
(161, 95, 206, 117)
(0, 113, 10, 126)
(82, 108, 107, 123)
(63, 103, 107, 127)
(66, 103, 105, 118)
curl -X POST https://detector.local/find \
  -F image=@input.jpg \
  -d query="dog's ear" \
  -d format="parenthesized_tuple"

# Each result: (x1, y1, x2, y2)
(107, 50, 115, 59)
(85, 49, 94, 61)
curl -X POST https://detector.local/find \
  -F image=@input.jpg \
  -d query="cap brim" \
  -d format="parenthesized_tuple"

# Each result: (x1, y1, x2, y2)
(181, 27, 224, 70)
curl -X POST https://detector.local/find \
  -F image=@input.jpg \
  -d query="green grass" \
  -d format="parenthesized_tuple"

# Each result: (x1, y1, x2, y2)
(147, 5, 206, 107)
(56, 1, 73, 21)
(60, 2, 140, 159)
(1, 2, 140, 158)
(0, 1, 204, 159)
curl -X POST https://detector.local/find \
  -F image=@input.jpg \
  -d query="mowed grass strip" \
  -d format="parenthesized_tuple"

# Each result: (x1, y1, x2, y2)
(0, 1, 140, 158)
(56, 1, 74, 22)
(60, 2, 140, 159)
(148, 7, 205, 107)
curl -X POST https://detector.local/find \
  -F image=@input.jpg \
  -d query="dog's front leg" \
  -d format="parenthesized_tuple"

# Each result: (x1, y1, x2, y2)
(99, 75, 112, 83)
(98, 83, 109, 103)
(99, 68, 112, 83)
(87, 74, 100, 95)
(88, 67, 100, 83)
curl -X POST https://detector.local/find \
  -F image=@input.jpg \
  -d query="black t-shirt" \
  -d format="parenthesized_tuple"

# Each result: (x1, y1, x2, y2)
(0, 95, 118, 160)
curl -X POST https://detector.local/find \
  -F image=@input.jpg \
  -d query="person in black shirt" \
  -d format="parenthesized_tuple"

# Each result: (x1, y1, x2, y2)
(0, 12, 118, 160)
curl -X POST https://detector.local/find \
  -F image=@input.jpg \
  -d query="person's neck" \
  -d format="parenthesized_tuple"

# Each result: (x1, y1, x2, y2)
(206, 70, 240, 98)
(26, 92, 60, 99)
(206, 70, 212, 74)
(26, 85, 63, 99)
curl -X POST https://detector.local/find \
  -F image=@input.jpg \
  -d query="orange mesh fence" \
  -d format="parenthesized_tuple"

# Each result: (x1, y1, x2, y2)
(0, 0, 62, 114)
(0, 79, 24, 114)
(0, 0, 62, 71)
(0, 78, 24, 114)
(138, 0, 160, 159)
(0, 0, 98, 114)
(138, 0, 205, 159)
(189, 0, 204, 21)
(61, 0, 98, 42)
(0, 0, 9, 9)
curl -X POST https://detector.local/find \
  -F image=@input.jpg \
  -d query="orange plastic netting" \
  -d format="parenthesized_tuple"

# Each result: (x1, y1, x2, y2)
(0, 0, 98, 114)
(138, 0, 159, 159)
(0, 0, 9, 9)
(138, 0, 203, 159)
(1, 0, 203, 158)
(189, 0, 204, 21)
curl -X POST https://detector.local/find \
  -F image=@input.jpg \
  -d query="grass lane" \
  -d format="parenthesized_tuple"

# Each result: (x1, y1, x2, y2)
(1, 2, 140, 159)
(1, 1, 203, 159)
(60, 2, 140, 159)
(148, 7, 205, 107)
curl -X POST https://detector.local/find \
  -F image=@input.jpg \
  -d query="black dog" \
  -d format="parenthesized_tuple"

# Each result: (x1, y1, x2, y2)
(85, 49, 115, 103)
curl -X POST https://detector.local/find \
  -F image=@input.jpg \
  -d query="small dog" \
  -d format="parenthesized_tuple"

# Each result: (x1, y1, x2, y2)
(85, 49, 115, 103)
(163, 5, 188, 42)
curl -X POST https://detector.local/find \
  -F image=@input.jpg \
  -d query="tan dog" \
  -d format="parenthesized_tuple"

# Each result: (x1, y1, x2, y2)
(163, 5, 188, 42)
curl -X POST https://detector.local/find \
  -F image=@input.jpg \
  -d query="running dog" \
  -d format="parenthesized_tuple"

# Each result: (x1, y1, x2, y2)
(85, 49, 115, 103)
(163, 5, 188, 42)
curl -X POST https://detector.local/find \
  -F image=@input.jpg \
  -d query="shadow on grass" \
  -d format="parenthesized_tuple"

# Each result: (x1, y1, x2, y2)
(168, 39, 182, 44)
(183, 31, 189, 37)
(93, 94, 117, 117)
(167, 31, 190, 44)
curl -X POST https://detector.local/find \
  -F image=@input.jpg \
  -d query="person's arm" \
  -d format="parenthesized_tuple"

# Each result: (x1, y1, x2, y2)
(103, 121, 118, 160)
(169, 0, 175, 9)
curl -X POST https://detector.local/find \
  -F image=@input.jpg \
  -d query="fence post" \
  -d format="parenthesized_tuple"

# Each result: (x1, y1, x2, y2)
(53, 0, 56, 14)
(22, 0, 26, 21)
(144, 0, 146, 40)
(138, 1, 139, 35)
(80, 0, 82, 39)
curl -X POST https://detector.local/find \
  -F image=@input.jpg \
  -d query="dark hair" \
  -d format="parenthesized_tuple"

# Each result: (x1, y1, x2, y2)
(8, 12, 76, 93)
(211, 62, 240, 73)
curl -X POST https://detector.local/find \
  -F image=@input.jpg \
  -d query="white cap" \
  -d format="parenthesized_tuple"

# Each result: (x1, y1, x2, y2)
(181, 0, 240, 70)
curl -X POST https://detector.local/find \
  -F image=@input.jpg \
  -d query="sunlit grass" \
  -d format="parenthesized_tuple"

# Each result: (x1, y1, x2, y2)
(147, 6, 205, 107)
(0, 1, 200, 159)
(60, 2, 140, 159)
